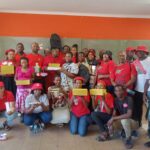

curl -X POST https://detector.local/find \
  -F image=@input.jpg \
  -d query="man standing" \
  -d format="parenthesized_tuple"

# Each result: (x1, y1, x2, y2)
(133, 45, 150, 127)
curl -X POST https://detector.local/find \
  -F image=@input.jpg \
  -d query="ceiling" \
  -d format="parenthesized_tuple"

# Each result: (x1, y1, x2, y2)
(1, 0, 150, 18)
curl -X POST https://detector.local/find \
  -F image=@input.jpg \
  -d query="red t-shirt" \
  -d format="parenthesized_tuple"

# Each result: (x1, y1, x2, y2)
(95, 93, 114, 113)
(111, 62, 137, 89)
(15, 53, 27, 67)
(96, 60, 115, 86)
(0, 90, 15, 111)
(72, 56, 77, 63)
(27, 53, 44, 68)
(43, 52, 65, 90)
(69, 91, 90, 117)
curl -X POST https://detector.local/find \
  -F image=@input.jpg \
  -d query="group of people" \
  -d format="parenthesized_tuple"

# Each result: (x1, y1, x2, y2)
(0, 42, 150, 149)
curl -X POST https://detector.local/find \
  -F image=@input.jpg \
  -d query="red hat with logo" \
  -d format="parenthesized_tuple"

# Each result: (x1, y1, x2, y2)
(0, 82, 4, 87)
(136, 45, 149, 53)
(74, 76, 85, 83)
(5, 49, 15, 55)
(31, 83, 43, 90)
(126, 47, 136, 52)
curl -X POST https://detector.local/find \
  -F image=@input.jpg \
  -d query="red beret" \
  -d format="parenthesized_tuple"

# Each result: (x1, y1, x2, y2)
(5, 49, 15, 55)
(31, 83, 43, 90)
(97, 80, 106, 88)
(126, 47, 136, 52)
(136, 45, 149, 53)
(74, 76, 85, 82)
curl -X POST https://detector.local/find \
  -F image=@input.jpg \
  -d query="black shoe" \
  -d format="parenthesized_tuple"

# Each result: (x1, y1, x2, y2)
(144, 141, 150, 147)
(131, 130, 139, 138)
(124, 137, 133, 149)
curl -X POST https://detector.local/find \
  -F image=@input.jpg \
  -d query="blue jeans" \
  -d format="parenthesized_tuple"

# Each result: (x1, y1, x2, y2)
(147, 92, 150, 122)
(0, 111, 17, 128)
(70, 113, 89, 137)
(24, 111, 52, 126)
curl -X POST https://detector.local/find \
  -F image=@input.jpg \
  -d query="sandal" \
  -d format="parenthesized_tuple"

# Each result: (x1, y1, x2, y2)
(96, 132, 109, 142)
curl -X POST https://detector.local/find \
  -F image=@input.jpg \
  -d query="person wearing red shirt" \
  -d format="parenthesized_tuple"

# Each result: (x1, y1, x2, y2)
(0, 81, 16, 130)
(0, 49, 17, 96)
(27, 42, 44, 68)
(111, 51, 137, 90)
(43, 47, 65, 90)
(95, 50, 115, 93)
(15, 43, 27, 67)
(91, 80, 114, 141)
(69, 77, 90, 137)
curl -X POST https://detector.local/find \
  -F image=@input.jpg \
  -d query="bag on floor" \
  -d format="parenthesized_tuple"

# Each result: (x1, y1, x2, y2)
(51, 105, 70, 124)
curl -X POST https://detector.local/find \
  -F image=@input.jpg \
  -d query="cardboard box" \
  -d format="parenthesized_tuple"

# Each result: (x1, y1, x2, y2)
(1, 65, 14, 75)
(90, 89, 107, 96)
(72, 88, 88, 96)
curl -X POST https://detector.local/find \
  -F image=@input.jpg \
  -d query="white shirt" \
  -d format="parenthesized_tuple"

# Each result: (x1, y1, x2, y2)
(134, 57, 150, 92)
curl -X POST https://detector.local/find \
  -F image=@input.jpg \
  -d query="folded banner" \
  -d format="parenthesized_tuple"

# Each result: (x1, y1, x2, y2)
(90, 89, 107, 96)
(72, 88, 88, 96)
(1, 65, 14, 75)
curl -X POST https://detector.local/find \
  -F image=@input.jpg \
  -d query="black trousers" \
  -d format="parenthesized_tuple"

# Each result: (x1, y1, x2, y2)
(133, 91, 143, 127)
(91, 111, 112, 132)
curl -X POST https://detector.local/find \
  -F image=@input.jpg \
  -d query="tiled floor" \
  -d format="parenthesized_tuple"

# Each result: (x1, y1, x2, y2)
(0, 119, 150, 150)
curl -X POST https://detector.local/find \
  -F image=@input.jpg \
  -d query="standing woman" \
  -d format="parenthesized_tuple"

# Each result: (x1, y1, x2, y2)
(71, 44, 78, 63)
(69, 77, 90, 137)
(0, 49, 16, 96)
(95, 50, 115, 93)
(87, 49, 98, 89)
(15, 57, 34, 121)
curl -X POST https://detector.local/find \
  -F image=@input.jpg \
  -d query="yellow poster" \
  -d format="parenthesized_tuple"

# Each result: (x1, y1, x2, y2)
(72, 89, 88, 96)
(90, 89, 107, 96)
(16, 80, 30, 86)
(1, 65, 14, 75)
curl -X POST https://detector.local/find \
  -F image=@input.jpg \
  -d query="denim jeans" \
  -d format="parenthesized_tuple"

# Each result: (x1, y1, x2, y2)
(0, 111, 18, 128)
(24, 111, 52, 126)
(69, 113, 90, 137)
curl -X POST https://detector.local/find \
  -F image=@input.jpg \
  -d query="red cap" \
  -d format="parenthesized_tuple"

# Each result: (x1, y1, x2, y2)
(74, 76, 85, 82)
(0, 82, 4, 87)
(97, 80, 106, 88)
(5, 49, 15, 55)
(126, 47, 136, 52)
(136, 45, 149, 53)
(31, 83, 43, 90)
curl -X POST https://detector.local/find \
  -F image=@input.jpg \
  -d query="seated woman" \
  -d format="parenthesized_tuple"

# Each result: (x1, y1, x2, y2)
(91, 80, 114, 141)
(0, 81, 17, 130)
(47, 75, 70, 125)
(24, 83, 52, 129)
(69, 76, 90, 137)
